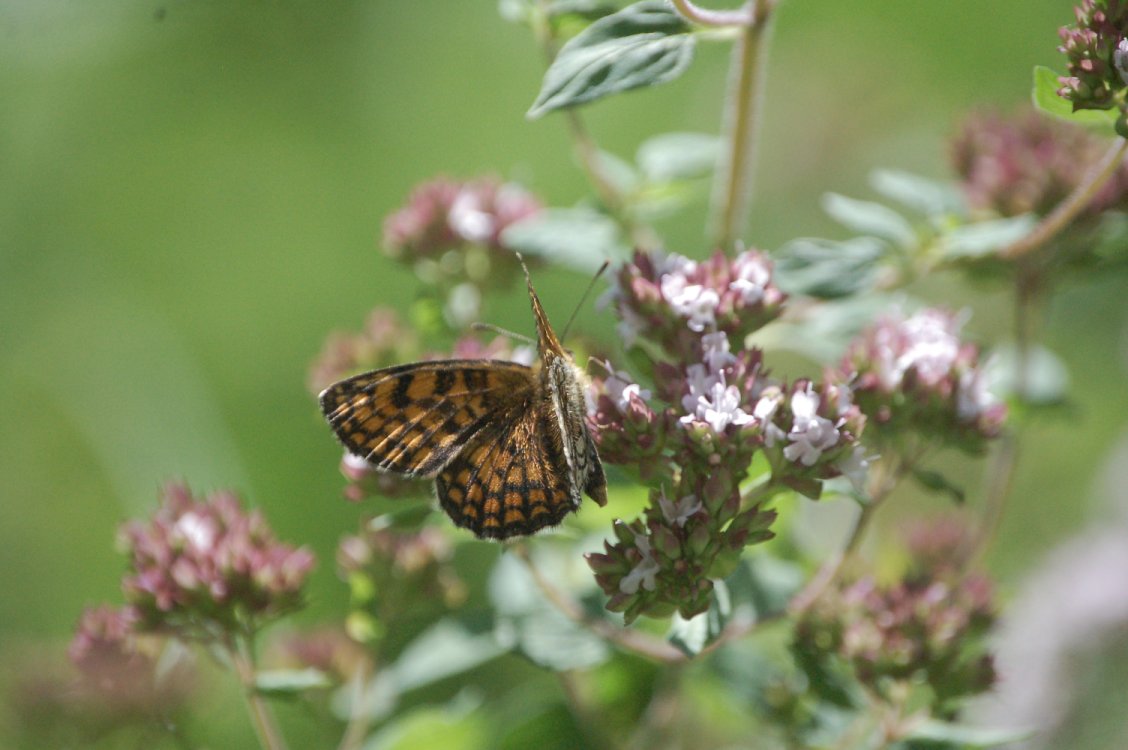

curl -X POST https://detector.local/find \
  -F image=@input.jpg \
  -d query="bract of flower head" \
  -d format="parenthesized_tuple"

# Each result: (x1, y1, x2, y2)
(587, 361, 665, 473)
(951, 107, 1128, 219)
(840, 307, 1005, 451)
(603, 248, 784, 360)
(1057, 0, 1128, 112)
(119, 483, 315, 636)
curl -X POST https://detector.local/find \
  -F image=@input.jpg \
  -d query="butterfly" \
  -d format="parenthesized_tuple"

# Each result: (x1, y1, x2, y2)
(319, 262, 607, 540)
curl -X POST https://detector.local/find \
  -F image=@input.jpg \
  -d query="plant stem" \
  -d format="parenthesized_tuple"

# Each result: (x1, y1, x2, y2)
(967, 263, 1040, 569)
(710, 0, 775, 251)
(1001, 138, 1128, 259)
(337, 662, 374, 750)
(512, 545, 688, 663)
(228, 634, 289, 750)
(670, 0, 752, 27)
(557, 670, 616, 750)
(787, 456, 904, 616)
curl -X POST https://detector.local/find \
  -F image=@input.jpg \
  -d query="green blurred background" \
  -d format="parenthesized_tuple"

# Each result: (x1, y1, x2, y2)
(4, 0, 1127, 746)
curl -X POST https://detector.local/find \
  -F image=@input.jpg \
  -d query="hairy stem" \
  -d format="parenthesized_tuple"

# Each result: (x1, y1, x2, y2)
(710, 0, 775, 251)
(670, 0, 751, 27)
(228, 634, 289, 750)
(1001, 138, 1128, 259)
(512, 545, 687, 664)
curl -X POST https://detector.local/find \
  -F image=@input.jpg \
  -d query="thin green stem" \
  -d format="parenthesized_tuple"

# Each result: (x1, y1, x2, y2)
(336, 662, 375, 750)
(1001, 138, 1128, 259)
(710, 0, 775, 251)
(967, 264, 1041, 569)
(512, 544, 688, 664)
(228, 634, 289, 750)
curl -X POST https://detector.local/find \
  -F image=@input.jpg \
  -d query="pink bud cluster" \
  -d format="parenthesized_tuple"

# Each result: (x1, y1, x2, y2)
(337, 522, 468, 618)
(308, 307, 417, 396)
(383, 176, 542, 260)
(795, 519, 996, 707)
(950, 107, 1128, 219)
(1057, 0, 1128, 113)
(835, 308, 1005, 454)
(119, 483, 315, 637)
(587, 250, 865, 622)
(602, 249, 785, 360)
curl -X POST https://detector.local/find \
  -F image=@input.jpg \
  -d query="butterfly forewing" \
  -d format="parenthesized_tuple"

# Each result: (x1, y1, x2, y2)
(319, 360, 535, 478)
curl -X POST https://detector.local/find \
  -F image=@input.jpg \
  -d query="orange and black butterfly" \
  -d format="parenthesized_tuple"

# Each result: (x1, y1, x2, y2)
(318, 262, 607, 540)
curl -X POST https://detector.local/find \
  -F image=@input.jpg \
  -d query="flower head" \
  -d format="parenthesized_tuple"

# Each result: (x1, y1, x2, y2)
(1057, 0, 1128, 113)
(839, 307, 1005, 452)
(119, 482, 315, 637)
(951, 107, 1128, 219)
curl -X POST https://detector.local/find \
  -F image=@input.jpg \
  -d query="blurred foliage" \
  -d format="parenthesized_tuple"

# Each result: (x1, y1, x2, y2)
(4, 0, 1128, 748)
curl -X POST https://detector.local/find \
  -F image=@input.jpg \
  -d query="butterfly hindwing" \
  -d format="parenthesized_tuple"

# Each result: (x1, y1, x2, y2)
(319, 360, 535, 478)
(436, 402, 575, 539)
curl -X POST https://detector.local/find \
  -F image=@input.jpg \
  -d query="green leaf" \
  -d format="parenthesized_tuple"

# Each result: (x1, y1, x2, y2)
(758, 293, 894, 364)
(489, 553, 610, 671)
(528, 1, 696, 118)
(774, 236, 886, 299)
(939, 215, 1037, 260)
(902, 719, 1033, 749)
(822, 193, 917, 247)
(636, 131, 722, 182)
(362, 692, 488, 750)
(254, 668, 333, 696)
(500, 207, 628, 273)
(1032, 65, 1119, 129)
(390, 619, 508, 694)
(741, 555, 804, 618)
(911, 468, 966, 505)
(983, 343, 1070, 406)
(870, 169, 964, 217)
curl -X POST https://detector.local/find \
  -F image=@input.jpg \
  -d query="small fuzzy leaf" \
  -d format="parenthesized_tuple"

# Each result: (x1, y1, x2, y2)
(939, 215, 1037, 260)
(1032, 65, 1119, 128)
(254, 668, 333, 696)
(822, 193, 917, 247)
(870, 169, 964, 216)
(389, 620, 507, 694)
(501, 207, 628, 273)
(636, 131, 722, 182)
(983, 343, 1070, 406)
(911, 468, 966, 505)
(774, 236, 885, 299)
(528, 1, 695, 118)
(903, 719, 1033, 748)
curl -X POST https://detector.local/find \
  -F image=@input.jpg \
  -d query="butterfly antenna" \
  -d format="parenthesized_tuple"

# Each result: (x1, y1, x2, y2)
(471, 321, 535, 345)
(561, 260, 610, 340)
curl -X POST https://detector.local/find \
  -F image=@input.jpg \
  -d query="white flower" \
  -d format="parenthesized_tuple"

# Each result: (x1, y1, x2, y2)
(448, 188, 494, 242)
(729, 251, 771, 304)
(753, 392, 786, 447)
(895, 309, 963, 387)
(619, 533, 660, 594)
(784, 385, 841, 466)
(175, 512, 217, 552)
(604, 369, 652, 412)
(837, 446, 877, 493)
(957, 368, 995, 422)
(681, 370, 753, 433)
(658, 490, 703, 527)
(701, 331, 736, 372)
(660, 274, 720, 332)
